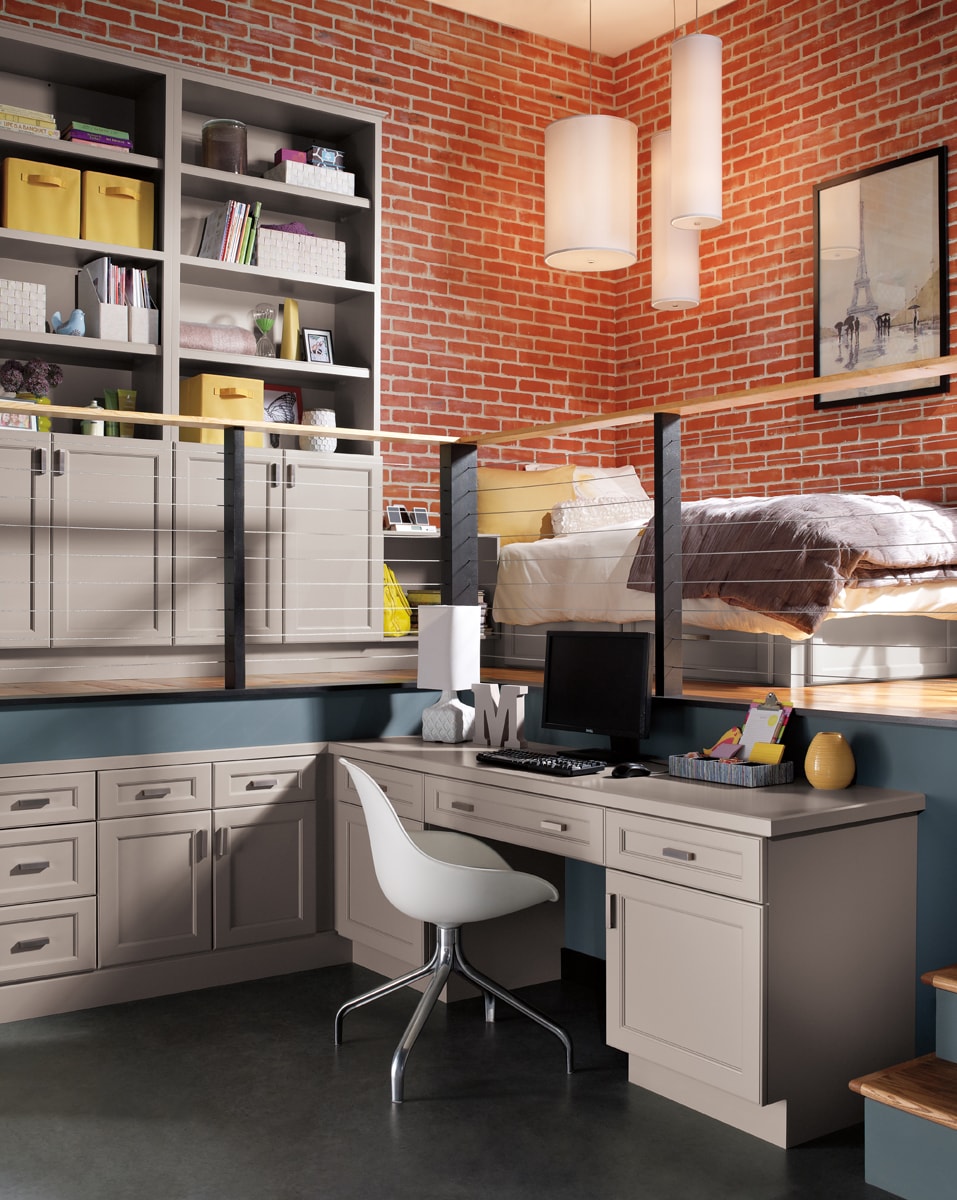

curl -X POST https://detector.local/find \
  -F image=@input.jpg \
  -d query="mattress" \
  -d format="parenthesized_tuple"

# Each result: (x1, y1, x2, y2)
(492, 528, 957, 641)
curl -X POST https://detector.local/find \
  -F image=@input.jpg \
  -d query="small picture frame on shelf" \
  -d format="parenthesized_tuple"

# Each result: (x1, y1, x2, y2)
(302, 328, 334, 364)
(263, 384, 303, 448)
(0, 405, 37, 432)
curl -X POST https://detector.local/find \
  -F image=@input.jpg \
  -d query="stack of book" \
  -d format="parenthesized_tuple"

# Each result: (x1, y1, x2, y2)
(0, 102, 59, 139)
(197, 199, 262, 265)
(61, 121, 132, 152)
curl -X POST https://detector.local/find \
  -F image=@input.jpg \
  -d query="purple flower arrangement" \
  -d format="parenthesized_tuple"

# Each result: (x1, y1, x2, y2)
(0, 358, 64, 396)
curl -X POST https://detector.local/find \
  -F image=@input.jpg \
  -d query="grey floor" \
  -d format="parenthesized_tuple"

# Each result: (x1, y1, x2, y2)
(0, 964, 891, 1200)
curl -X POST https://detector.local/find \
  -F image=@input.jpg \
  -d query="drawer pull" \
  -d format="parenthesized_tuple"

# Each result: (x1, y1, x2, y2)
(139, 787, 172, 800)
(663, 847, 696, 862)
(13, 937, 50, 953)
(12, 861, 50, 875)
(215, 827, 230, 856)
(540, 820, 567, 833)
(451, 800, 475, 813)
(248, 778, 278, 791)
(12, 797, 51, 810)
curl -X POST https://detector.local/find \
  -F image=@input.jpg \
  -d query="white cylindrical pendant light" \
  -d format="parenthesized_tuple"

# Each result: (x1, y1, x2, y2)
(819, 177, 861, 260)
(544, 114, 638, 272)
(670, 32, 722, 230)
(651, 130, 700, 310)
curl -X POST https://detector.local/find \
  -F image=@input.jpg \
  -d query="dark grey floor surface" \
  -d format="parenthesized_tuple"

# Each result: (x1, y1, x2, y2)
(0, 964, 891, 1200)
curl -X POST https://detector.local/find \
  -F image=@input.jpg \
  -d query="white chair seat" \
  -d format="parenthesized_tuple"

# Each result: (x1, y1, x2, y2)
(334, 758, 573, 1101)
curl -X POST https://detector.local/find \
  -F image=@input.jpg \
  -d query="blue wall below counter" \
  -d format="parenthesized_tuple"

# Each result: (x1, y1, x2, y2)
(1, 685, 953, 1053)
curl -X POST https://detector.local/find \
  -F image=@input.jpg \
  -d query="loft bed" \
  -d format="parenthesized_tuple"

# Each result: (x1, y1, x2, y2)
(477, 465, 957, 687)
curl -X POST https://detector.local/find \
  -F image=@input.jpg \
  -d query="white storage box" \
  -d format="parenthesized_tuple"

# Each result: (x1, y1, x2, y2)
(0, 278, 45, 332)
(263, 160, 355, 195)
(255, 227, 346, 278)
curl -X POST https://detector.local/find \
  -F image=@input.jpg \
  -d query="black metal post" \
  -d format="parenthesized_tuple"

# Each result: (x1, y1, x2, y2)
(654, 412, 683, 696)
(439, 443, 479, 605)
(224, 427, 246, 690)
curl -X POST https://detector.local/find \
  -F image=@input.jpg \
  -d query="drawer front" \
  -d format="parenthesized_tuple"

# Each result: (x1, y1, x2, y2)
(0, 823, 96, 906)
(0, 772, 96, 829)
(425, 776, 604, 864)
(606, 811, 764, 901)
(335, 758, 424, 822)
(0, 895, 96, 985)
(99, 763, 212, 819)
(213, 755, 317, 808)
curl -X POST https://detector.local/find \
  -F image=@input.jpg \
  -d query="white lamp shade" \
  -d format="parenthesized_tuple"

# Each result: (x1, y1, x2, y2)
(651, 130, 700, 310)
(819, 177, 861, 260)
(544, 114, 638, 272)
(416, 605, 482, 692)
(670, 33, 722, 230)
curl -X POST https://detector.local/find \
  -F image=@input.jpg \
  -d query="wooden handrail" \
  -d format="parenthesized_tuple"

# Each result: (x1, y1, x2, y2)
(0, 397, 461, 447)
(466, 354, 957, 446)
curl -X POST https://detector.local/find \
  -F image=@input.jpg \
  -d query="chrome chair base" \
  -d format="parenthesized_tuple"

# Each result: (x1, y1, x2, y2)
(334, 924, 574, 1102)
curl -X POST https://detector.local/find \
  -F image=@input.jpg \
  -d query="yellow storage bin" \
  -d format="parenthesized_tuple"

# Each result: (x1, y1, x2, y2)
(81, 171, 154, 249)
(2, 158, 81, 238)
(179, 374, 264, 447)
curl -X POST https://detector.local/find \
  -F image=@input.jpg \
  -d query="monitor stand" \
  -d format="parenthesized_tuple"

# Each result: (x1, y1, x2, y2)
(570, 737, 644, 765)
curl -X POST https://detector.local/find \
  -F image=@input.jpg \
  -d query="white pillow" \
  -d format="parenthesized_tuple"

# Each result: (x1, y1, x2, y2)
(573, 465, 650, 502)
(551, 495, 654, 536)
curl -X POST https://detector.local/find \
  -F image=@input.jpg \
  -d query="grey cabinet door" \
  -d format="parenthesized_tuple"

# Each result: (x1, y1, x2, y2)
(98, 811, 213, 966)
(51, 440, 172, 646)
(212, 800, 317, 949)
(172, 444, 281, 643)
(283, 454, 379, 640)
(606, 867, 766, 1102)
(0, 434, 50, 647)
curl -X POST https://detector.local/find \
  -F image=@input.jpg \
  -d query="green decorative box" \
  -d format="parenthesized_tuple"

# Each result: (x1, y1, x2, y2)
(668, 755, 794, 788)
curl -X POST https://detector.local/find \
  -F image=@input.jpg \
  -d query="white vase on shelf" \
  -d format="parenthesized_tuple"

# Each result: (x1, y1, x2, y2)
(299, 408, 337, 453)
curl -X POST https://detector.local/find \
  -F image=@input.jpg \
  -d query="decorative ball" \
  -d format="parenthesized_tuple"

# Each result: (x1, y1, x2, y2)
(804, 731, 856, 789)
(299, 408, 337, 452)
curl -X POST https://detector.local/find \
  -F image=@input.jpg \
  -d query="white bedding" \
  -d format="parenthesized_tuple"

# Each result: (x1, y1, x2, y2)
(492, 528, 957, 641)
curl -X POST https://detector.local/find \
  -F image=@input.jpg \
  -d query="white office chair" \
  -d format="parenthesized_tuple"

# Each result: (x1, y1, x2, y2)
(334, 758, 574, 1102)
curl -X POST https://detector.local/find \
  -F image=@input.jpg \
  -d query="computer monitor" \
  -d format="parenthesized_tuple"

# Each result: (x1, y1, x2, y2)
(541, 629, 652, 763)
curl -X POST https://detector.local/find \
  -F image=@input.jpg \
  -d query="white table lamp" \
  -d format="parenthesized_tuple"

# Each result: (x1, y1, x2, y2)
(417, 605, 483, 743)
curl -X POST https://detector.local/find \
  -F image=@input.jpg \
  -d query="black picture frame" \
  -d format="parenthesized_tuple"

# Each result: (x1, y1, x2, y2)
(301, 327, 334, 365)
(813, 146, 949, 408)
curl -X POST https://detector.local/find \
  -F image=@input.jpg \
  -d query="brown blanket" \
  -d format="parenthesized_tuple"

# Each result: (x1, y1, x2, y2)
(626, 493, 957, 634)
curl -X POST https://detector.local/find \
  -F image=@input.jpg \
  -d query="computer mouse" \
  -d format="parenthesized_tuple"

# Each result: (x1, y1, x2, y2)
(611, 762, 651, 778)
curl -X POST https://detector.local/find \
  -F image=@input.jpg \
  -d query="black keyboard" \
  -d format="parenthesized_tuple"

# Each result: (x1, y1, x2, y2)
(475, 748, 607, 777)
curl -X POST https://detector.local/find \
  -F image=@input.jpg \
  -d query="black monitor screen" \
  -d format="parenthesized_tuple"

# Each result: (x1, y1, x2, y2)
(541, 630, 652, 761)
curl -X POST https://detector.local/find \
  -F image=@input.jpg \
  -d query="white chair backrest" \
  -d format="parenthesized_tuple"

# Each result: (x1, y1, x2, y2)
(339, 758, 557, 927)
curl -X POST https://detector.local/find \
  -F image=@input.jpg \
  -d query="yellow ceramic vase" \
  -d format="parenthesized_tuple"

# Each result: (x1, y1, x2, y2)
(804, 731, 855, 789)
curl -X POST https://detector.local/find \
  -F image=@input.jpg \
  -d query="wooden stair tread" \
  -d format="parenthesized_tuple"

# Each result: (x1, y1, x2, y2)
(922, 965, 957, 994)
(850, 1054, 957, 1132)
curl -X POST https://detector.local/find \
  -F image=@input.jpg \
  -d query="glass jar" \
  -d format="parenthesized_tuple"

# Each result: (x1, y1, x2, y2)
(202, 119, 247, 174)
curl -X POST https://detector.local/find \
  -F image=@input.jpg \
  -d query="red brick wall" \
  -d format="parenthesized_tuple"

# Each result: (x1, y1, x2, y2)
(14, 0, 954, 510)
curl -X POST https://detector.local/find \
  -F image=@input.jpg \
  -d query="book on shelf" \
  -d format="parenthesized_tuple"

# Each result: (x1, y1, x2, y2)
(64, 120, 131, 140)
(223, 200, 248, 263)
(0, 102, 57, 122)
(242, 200, 262, 264)
(197, 202, 231, 259)
(62, 129, 132, 150)
(0, 118, 60, 138)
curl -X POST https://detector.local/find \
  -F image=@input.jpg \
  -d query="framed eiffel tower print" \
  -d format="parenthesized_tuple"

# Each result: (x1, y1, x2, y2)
(813, 146, 948, 408)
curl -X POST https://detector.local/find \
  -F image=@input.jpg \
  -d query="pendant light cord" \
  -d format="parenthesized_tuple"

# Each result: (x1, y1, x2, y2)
(588, 0, 594, 114)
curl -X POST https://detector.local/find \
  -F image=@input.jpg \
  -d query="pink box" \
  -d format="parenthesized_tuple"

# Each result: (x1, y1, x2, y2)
(273, 148, 308, 164)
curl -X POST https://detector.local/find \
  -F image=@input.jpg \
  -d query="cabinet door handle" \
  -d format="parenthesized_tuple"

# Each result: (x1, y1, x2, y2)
(12, 861, 50, 875)
(215, 827, 230, 856)
(193, 829, 207, 862)
(540, 820, 567, 833)
(52, 448, 67, 476)
(451, 800, 474, 812)
(33, 446, 47, 475)
(269, 461, 279, 488)
(139, 787, 172, 800)
(286, 463, 296, 488)
(248, 778, 278, 791)
(13, 797, 51, 810)
(662, 847, 696, 862)
(13, 937, 50, 953)
(606, 893, 617, 930)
